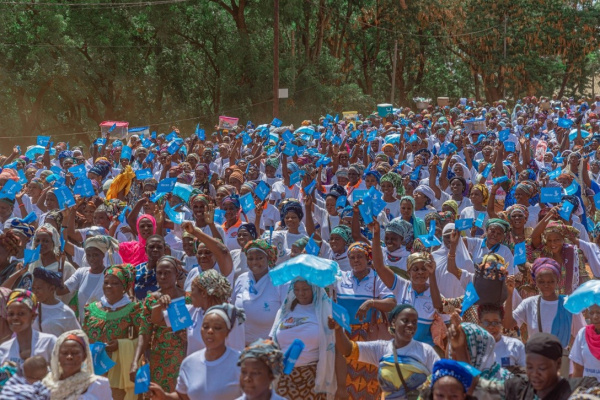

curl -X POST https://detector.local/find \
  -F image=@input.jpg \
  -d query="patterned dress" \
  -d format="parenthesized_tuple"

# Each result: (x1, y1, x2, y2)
(83, 301, 142, 344)
(134, 262, 158, 301)
(139, 293, 191, 392)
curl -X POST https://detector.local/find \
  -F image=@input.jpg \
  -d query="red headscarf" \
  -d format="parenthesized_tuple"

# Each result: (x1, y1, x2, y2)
(118, 214, 157, 266)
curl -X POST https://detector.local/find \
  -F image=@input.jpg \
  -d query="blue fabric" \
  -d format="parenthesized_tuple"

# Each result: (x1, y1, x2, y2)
(551, 295, 572, 348)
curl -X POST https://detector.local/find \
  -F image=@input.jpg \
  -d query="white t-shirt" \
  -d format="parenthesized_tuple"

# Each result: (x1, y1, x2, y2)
(570, 327, 600, 379)
(436, 192, 472, 214)
(230, 250, 248, 282)
(183, 305, 245, 356)
(234, 272, 287, 345)
(270, 304, 320, 366)
(495, 336, 525, 368)
(64, 267, 105, 322)
(0, 330, 56, 367)
(33, 301, 81, 337)
(78, 377, 112, 400)
(176, 347, 242, 400)
(383, 199, 401, 221)
(235, 390, 286, 400)
(512, 295, 585, 339)
(526, 204, 541, 229)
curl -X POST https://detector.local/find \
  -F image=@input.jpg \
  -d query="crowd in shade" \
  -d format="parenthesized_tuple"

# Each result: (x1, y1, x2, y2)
(3, 95, 600, 399)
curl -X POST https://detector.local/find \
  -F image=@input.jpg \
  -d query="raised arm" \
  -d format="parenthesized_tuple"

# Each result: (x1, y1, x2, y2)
(369, 218, 395, 289)
(439, 156, 450, 190)
(487, 184, 500, 219)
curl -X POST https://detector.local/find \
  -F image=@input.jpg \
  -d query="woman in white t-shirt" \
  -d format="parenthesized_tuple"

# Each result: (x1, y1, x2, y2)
(571, 304, 600, 380)
(31, 267, 80, 337)
(460, 183, 489, 238)
(42, 329, 112, 400)
(230, 223, 256, 281)
(149, 303, 245, 400)
(234, 240, 287, 345)
(268, 200, 307, 261)
(330, 304, 439, 399)
(477, 304, 524, 372)
(236, 339, 287, 400)
(504, 257, 585, 351)
(0, 289, 56, 368)
(269, 280, 336, 399)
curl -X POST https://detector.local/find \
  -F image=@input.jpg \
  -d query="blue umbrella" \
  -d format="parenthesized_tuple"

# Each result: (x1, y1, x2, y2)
(269, 254, 341, 288)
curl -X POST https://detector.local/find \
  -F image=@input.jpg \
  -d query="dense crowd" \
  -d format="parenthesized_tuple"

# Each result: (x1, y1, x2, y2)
(1, 95, 600, 399)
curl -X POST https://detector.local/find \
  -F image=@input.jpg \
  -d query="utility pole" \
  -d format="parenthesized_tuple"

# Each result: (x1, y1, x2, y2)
(273, 0, 280, 118)
(391, 40, 398, 104)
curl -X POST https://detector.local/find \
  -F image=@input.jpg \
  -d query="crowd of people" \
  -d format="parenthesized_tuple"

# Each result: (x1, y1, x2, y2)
(0, 94, 600, 399)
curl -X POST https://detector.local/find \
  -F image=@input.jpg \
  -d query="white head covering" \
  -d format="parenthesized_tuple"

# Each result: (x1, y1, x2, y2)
(35, 223, 61, 256)
(432, 223, 475, 298)
(452, 162, 472, 182)
(272, 280, 336, 398)
(414, 185, 436, 203)
(42, 330, 98, 400)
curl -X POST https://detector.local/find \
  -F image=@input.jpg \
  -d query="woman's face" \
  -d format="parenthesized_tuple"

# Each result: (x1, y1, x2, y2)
(265, 165, 276, 178)
(138, 218, 155, 239)
(223, 203, 239, 222)
(365, 175, 378, 189)
(514, 188, 530, 205)
(31, 279, 55, 304)
(146, 238, 165, 262)
(27, 184, 42, 199)
(34, 232, 54, 256)
(290, 244, 304, 258)
(479, 311, 502, 341)
(237, 229, 253, 249)
(452, 165, 464, 178)
(93, 210, 110, 228)
(45, 192, 59, 210)
(192, 200, 207, 222)
(59, 340, 86, 380)
(0, 200, 13, 221)
(201, 313, 230, 349)
(156, 261, 177, 289)
(432, 376, 467, 400)
(186, 157, 198, 170)
(196, 244, 216, 270)
(325, 196, 337, 216)
(469, 188, 483, 207)
(526, 353, 560, 393)
(103, 274, 126, 304)
(293, 281, 313, 305)
(6, 303, 35, 334)
(336, 176, 349, 186)
(85, 247, 104, 270)
(349, 250, 369, 275)
(535, 270, 558, 298)
(284, 212, 300, 231)
(392, 308, 418, 343)
(216, 189, 229, 205)
(485, 226, 505, 247)
(347, 169, 360, 185)
(246, 249, 269, 278)
(239, 358, 274, 399)
(400, 200, 413, 219)
(589, 304, 600, 327)
(450, 179, 464, 196)
(409, 261, 430, 285)
(82, 205, 95, 223)
(544, 232, 564, 254)
(384, 231, 402, 252)
(182, 236, 195, 256)
(380, 181, 394, 197)
(510, 211, 526, 229)
(329, 234, 346, 254)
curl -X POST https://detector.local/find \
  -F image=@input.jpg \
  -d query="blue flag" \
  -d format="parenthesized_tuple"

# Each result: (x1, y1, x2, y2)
(336, 195, 347, 209)
(283, 339, 305, 375)
(558, 118, 573, 129)
(461, 282, 480, 316)
(37, 135, 50, 146)
(455, 218, 474, 231)
(144, 152, 155, 163)
(24, 245, 41, 265)
(283, 144, 297, 157)
(165, 130, 177, 141)
(482, 164, 492, 178)
(157, 178, 177, 194)
(68, 164, 87, 179)
(73, 178, 95, 197)
(498, 129, 510, 142)
(504, 141, 516, 152)
(564, 180, 579, 195)
(120, 145, 132, 160)
(514, 242, 526, 266)
(90, 343, 116, 375)
(289, 170, 304, 186)
(474, 212, 486, 228)
(540, 187, 561, 203)
(352, 190, 366, 203)
(559, 201, 575, 221)
(271, 118, 283, 127)
(358, 202, 373, 223)
(167, 297, 193, 332)
(332, 302, 351, 333)
(0, 180, 22, 200)
(305, 234, 320, 256)
(492, 176, 509, 185)
(548, 167, 562, 179)
(54, 186, 76, 209)
(214, 209, 225, 225)
(594, 192, 600, 210)
(282, 130, 294, 143)
(22, 212, 37, 224)
(304, 179, 317, 195)
(118, 206, 131, 223)
(255, 181, 271, 201)
(240, 193, 256, 214)
(165, 203, 185, 224)
(135, 169, 153, 180)
(134, 364, 151, 394)
(108, 123, 117, 133)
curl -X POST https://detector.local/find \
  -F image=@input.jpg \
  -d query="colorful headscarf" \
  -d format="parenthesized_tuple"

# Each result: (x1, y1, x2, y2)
(471, 183, 489, 206)
(84, 235, 119, 255)
(407, 252, 429, 271)
(190, 193, 210, 205)
(7, 289, 38, 312)
(222, 195, 241, 209)
(365, 170, 382, 184)
(531, 257, 561, 282)
(478, 253, 509, 280)
(239, 223, 258, 240)
(265, 157, 280, 169)
(485, 218, 510, 233)
(205, 303, 246, 331)
(238, 339, 284, 377)
(105, 264, 135, 292)
(442, 200, 459, 217)
(348, 242, 372, 261)
(385, 218, 413, 245)
(330, 225, 352, 245)
(0, 231, 21, 257)
(460, 322, 509, 381)
(380, 172, 404, 196)
(32, 267, 63, 289)
(431, 359, 473, 393)
(35, 224, 61, 256)
(243, 240, 278, 268)
(543, 220, 580, 244)
(515, 180, 537, 198)
(192, 269, 232, 301)
(118, 214, 157, 266)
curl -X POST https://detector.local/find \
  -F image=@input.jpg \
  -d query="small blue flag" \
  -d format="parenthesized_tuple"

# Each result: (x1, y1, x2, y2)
(594, 192, 600, 210)
(352, 190, 366, 203)
(120, 145, 132, 160)
(504, 142, 516, 152)
(304, 179, 317, 195)
(94, 138, 107, 146)
(240, 193, 256, 214)
(167, 297, 193, 332)
(514, 241, 526, 266)
(455, 218, 474, 231)
(548, 167, 562, 179)
(305, 234, 320, 256)
(358, 202, 373, 223)
(150, 192, 167, 203)
(540, 187, 561, 203)
(37, 135, 50, 146)
(157, 178, 177, 194)
(492, 176, 509, 185)
(90, 343, 116, 375)
(461, 282, 480, 316)
(267, 146, 277, 156)
(336, 195, 347, 209)
(68, 164, 87, 179)
(558, 118, 573, 129)
(135, 169, 153, 180)
(118, 206, 131, 223)
(498, 129, 510, 142)
(73, 178, 95, 197)
(558, 201, 574, 221)
(144, 152, 155, 164)
(482, 163, 492, 179)
(17, 169, 27, 185)
(289, 170, 304, 186)
(214, 209, 226, 225)
(332, 302, 351, 333)
(165, 130, 177, 141)
(255, 181, 271, 201)
(474, 212, 486, 228)
(271, 118, 283, 128)
(564, 180, 579, 195)
(54, 186, 76, 209)
(24, 245, 41, 264)
(165, 202, 185, 224)
(22, 212, 37, 224)
(167, 138, 184, 155)
(283, 144, 297, 157)
(134, 364, 151, 395)
(108, 123, 117, 133)
(50, 166, 62, 175)
(315, 156, 331, 168)
(283, 339, 305, 375)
